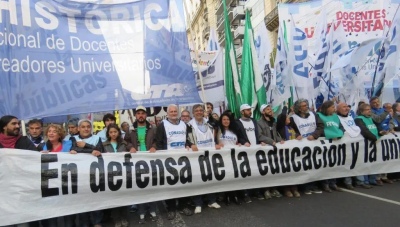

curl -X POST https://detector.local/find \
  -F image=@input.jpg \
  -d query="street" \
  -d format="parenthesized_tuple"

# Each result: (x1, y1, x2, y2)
(105, 181, 400, 227)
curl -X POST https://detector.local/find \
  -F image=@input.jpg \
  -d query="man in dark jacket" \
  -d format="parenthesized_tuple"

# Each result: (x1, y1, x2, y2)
(0, 115, 37, 150)
(392, 102, 400, 131)
(155, 104, 193, 219)
(27, 119, 44, 147)
(125, 106, 156, 153)
(370, 96, 390, 123)
(236, 104, 269, 146)
(235, 104, 270, 202)
(257, 104, 285, 198)
(257, 104, 283, 145)
(0, 115, 38, 227)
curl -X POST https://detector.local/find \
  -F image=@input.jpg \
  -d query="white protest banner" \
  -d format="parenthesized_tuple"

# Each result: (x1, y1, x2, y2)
(191, 50, 225, 103)
(2, 133, 400, 225)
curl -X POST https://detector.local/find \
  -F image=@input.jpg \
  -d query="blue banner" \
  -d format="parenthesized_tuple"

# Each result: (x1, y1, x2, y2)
(0, 0, 200, 119)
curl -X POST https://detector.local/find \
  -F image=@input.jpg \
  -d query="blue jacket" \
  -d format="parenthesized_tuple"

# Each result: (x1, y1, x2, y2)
(38, 140, 72, 152)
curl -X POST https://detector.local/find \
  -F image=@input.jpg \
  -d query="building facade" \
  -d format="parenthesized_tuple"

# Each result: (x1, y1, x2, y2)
(186, 0, 307, 62)
(186, 0, 217, 51)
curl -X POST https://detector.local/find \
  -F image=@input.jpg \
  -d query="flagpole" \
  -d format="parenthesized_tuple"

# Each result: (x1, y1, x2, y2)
(182, 0, 207, 105)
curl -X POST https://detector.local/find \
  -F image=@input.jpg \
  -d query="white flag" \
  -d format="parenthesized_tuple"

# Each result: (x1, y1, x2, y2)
(272, 23, 291, 107)
(288, 19, 312, 102)
(381, 15, 400, 103)
(254, 23, 274, 104)
(206, 28, 220, 51)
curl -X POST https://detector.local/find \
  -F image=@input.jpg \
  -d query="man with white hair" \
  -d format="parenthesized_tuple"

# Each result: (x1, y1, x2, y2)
(155, 104, 193, 219)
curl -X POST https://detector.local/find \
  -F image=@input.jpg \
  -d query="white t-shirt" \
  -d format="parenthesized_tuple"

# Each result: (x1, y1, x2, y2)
(189, 119, 214, 149)
(163, 119, 187, 150)
(292, 112, 317, 138)
(338, 115, 361, 137)
(219, 130, 237, 147)
(240, 119, 257, 145)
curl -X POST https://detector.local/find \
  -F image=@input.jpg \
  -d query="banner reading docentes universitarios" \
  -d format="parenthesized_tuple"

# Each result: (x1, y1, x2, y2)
(2, 133, 400, 225)
(278, 0, 400, 102)
(279, 0, 395, 59)
(0, 0, 201, 119)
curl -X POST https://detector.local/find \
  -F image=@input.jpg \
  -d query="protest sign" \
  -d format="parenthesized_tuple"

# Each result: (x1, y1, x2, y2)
(1, 133, 400, 225)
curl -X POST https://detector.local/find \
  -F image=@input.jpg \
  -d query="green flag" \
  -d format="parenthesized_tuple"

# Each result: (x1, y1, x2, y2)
(223, 0, 241, 118)
(240, 10, 266, 120)
(283, 20, 294, 109)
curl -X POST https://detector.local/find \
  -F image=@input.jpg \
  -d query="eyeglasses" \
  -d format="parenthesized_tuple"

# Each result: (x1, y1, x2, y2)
(181, 115, 190, 117)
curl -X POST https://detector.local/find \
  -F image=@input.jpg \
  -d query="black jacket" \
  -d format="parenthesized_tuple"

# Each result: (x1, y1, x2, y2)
(354, 118, 382, 142)
(236, 118, 269, 145)
(257, 116, 282, 144)
(0, 136, 37, 151)
(70, 136, 104, 153)
(103, 140, 131, 153)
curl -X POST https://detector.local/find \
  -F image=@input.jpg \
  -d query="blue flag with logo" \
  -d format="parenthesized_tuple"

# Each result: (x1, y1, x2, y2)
(0, 0, 200, 119)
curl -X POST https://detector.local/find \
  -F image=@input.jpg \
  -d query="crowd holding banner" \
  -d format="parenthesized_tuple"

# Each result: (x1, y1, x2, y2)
(2, 0, 400, 226)
(2, 98, 400, 226)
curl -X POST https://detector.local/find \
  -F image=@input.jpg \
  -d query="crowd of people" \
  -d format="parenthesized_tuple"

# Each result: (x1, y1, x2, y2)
(1, 99, 400, 227)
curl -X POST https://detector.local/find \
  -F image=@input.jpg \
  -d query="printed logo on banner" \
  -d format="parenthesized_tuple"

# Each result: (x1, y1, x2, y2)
(279, 0, 395, 101)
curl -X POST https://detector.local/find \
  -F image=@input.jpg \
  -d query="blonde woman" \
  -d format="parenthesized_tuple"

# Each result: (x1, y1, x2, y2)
(38, 124, 72, 152)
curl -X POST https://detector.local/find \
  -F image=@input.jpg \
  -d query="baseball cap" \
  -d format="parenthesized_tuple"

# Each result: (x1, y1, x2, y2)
(240, 104, 252, 111)
(136, 106, 146, 112)
(260, 104, 270, 113)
